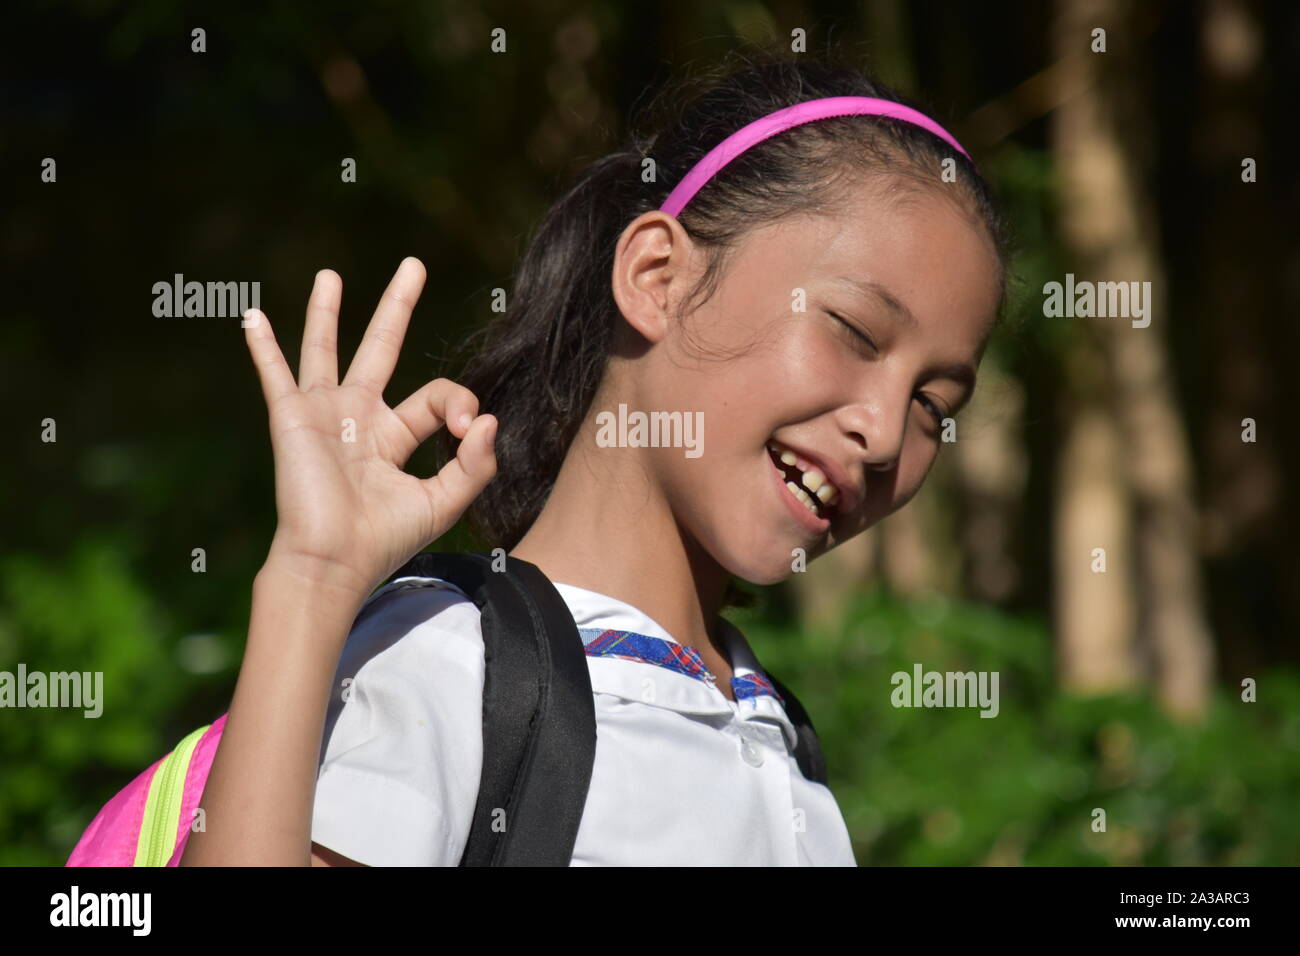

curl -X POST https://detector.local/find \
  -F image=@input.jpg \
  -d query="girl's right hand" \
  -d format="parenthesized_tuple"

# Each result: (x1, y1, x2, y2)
(243, 257, 497, 598)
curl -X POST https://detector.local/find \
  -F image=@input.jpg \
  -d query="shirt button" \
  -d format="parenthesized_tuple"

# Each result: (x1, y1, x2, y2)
(739, 734, 765, 767)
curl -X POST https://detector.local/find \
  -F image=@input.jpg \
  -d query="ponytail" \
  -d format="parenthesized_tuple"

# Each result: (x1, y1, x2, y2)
(443, 147, 647, 550)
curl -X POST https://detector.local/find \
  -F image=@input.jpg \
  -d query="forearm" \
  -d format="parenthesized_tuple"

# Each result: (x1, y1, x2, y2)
(179, 557, 370, 866)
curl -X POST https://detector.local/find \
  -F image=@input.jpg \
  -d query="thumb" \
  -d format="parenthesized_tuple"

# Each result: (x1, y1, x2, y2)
(424, 413, 498, 524)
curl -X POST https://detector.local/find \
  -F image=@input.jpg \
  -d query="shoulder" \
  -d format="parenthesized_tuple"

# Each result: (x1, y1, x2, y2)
(311, 576, 486, 866)
(326, 575, 486, 744)
(336, 577, 485, 687)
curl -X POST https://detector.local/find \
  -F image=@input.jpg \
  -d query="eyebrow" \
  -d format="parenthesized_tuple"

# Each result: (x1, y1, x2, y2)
(832, 275, 979, 399)
(834, 276, 918, 329)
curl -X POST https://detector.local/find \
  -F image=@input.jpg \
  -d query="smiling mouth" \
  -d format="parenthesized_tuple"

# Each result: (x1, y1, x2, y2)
(767, 442, 839, 521)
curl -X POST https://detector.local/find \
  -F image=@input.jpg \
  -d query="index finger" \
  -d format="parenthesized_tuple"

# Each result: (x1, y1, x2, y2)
(341, 257, 426, 395)
(242, 309, 298, 406)
(391, 377, 481, 462)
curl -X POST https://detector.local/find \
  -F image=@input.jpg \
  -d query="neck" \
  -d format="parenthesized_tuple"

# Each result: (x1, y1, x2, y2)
(508, 411, 735, 682)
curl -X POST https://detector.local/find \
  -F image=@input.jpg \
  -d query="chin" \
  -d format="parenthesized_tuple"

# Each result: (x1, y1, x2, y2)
(734, 564, 793, 587)
(709, 535, 802, 587)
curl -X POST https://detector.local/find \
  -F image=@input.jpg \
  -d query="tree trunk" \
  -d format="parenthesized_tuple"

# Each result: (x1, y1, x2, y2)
(1052, 0, 1215, 720)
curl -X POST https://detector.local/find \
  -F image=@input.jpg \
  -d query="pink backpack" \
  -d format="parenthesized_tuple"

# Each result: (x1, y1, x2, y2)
(66, 715, 226, 867)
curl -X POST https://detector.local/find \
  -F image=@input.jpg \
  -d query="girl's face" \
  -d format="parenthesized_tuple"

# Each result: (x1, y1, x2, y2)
(613, 181, 1002, 586)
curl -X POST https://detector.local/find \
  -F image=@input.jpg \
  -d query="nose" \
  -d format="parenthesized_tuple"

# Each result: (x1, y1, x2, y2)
(837, 393, 907, 473)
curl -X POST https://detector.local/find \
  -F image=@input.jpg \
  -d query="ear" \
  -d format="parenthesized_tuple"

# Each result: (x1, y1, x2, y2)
(610, 211, 695, 344)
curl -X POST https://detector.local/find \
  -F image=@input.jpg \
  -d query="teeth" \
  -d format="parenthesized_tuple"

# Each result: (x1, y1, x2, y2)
(770, 441, 841, 512)
(785, 480, 822, 518)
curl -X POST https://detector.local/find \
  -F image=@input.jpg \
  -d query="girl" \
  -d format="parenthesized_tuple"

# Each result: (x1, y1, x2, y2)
(180, 51, 1009, 867)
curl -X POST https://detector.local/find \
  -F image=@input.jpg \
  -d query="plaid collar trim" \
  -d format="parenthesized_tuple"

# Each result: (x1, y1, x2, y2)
(577, 627, 785, 706)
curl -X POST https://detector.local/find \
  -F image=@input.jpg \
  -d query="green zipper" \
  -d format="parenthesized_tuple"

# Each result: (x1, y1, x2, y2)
(134, 724, 210, 866)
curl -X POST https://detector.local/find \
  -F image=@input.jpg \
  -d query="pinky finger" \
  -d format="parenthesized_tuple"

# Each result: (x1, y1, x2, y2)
(243, 309, 299, 406)
(424, 414, 498, 526)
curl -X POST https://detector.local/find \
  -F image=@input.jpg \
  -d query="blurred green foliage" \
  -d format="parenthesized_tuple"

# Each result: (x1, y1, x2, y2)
(737, 590, 1300, 866)
(0, 540, 202, 864)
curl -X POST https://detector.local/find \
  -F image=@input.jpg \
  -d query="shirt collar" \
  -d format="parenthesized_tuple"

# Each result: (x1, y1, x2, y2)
(554, 583, 800, 751)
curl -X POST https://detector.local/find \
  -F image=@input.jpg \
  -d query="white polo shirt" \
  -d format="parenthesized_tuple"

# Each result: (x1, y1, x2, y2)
(310, 573, 858, 866)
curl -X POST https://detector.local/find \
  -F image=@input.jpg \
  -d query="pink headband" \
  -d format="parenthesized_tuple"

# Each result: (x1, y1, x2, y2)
(659, 95, 973, 218)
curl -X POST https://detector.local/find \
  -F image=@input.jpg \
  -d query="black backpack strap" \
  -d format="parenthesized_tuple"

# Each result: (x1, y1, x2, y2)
(763, 670, 829, 786)
(382, 551, 596, 866)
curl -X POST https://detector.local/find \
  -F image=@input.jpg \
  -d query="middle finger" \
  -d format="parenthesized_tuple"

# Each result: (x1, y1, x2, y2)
(299, 269, 342, 389)
(341, 257, 427, 395)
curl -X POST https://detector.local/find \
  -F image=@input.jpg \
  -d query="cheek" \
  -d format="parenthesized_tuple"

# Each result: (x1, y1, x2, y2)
(682, 319, 840, 427)
(772, 324, 859, 407)
(892, 434, 940, 503)
(860, 430, 939, 518)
